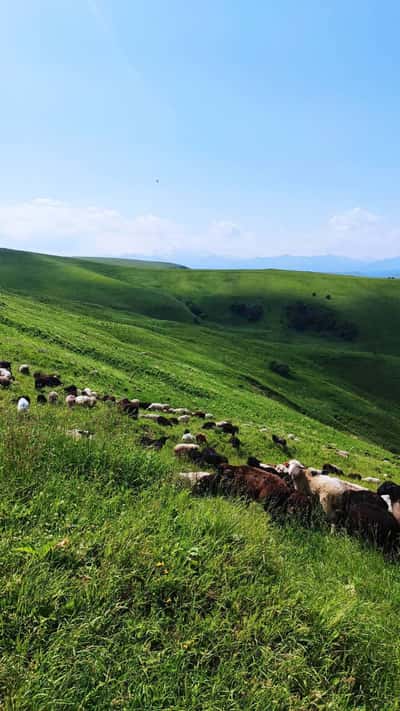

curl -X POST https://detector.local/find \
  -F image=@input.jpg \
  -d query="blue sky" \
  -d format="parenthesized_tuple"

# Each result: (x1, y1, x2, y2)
(1, 0, 400, 260)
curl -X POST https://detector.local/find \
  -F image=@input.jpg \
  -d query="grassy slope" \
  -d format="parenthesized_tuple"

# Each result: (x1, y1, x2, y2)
(1, 250, 400, 707)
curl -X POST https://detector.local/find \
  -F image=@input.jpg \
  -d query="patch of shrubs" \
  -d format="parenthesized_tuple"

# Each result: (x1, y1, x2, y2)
(269, 360, 292, 378)
(286, 300, 358, 341)
(186, 301, 207, 319)
(230, 303, 264, 323)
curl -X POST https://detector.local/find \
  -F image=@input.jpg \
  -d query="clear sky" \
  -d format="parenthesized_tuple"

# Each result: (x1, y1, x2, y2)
(1, 0, 400, 261)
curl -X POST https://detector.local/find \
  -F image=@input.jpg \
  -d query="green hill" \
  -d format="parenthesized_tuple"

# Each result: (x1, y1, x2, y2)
(1, 248, 400, 708)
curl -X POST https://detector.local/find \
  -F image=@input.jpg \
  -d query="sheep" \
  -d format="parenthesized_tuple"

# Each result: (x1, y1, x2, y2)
(216, 421, 239, 435)
(202, 421, 216, 430)
(192, 410, 206, 418)
(171, 408, 191, 415)
(174, 443, 200, 458)
(377, 483, 400, 525)
(288, 460, 366, 522)
(0, 367, 12, 379)
(178, 471, 213, 486)
(140, 435, 169, 450)
(17, 396, 30, 413)
(37, 393, 47, 405)
(182, 432, 196, 443)
(272, 434, 287, 448)
(281, 492, 315, 525)
(156, 415, 175, 426)
(205, 413, 214, 419)
(118, 398, 139, 418)
(198, 447, 228, 468)
(65, 394, 76, 408)
(229, 435, 241, 449)
(75, 395, 96, 408)
(0, 375, 12, 388)
(147, 403, 170, 412)
(178, 414, 191, 423)
(64, 384, 78, 396)
(34, 373, 62, 389)
(347, 472, 362, 481)
(322, 463, 344, 475)
(82, 387, 97, 397)
(19, 364, 30, 375)
(0, 360, 11, 370)
(195, 433, 207, 444)
(48, 391, 59, 404)
(336, 489, 400, 552)
(196, 464, 289, 508)
(247, 457, 281, 474)
(362, 476, 381, 484)
(66, 429, 94, 441)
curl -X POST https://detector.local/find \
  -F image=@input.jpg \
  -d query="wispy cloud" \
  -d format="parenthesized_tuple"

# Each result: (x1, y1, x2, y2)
(329, 207, 381, 232)
(1, 198, 399, 260)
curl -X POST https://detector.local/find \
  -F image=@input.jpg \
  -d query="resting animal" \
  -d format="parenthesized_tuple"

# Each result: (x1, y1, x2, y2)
(288, 459, 366, 522)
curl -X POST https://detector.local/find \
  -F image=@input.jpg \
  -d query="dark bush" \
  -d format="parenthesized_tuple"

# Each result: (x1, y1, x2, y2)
(269, 360, 292, 378)
(286, 301, 358, 341)
(186, 301, 206, 319)
(230, 303, 264, 323)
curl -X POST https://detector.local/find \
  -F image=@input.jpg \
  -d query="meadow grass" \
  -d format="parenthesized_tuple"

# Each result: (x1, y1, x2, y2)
(1, 411, 400, 710)
(1, 250, 400, 707)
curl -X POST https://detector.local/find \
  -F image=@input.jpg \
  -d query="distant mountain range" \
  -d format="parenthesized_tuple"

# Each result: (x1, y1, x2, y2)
(121, 253, 400, 276)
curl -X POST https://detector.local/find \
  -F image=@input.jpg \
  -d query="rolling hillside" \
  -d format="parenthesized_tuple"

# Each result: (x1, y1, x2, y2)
(1, 247, 400, 448)
(1, 248, 400, 708)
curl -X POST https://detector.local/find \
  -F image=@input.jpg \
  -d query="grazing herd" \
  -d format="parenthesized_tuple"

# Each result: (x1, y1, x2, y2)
(2, 358, 400, 557)
(180, 459, 400, 555)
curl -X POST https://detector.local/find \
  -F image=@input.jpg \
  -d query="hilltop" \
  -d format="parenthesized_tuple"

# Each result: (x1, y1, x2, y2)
(1, 248, 400, 708)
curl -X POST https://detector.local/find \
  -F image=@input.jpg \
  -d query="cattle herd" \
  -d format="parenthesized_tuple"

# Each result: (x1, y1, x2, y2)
(2, 359, 400, 556)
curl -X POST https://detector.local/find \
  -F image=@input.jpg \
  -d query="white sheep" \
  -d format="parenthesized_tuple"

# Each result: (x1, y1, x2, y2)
(205, 413, 214, 419)
(0, 368, 12, 379)
(174, 443, 200, 457)
(147, 403, 170, 412)
(19, 364, 30, 375)
(65, 394, 76, 408)
(288, 459, 366, 522)
(178, 472, 212, 486)
(178, 414, 191, 423)
(75, 395, 96, 408)
(48, 391, 59, 404)
(182, 432, 196, 443)
(17, 396, 30, 413)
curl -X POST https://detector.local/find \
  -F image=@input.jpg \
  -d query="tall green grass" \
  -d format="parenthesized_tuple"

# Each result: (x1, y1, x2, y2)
(1, 413, 400, 709)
